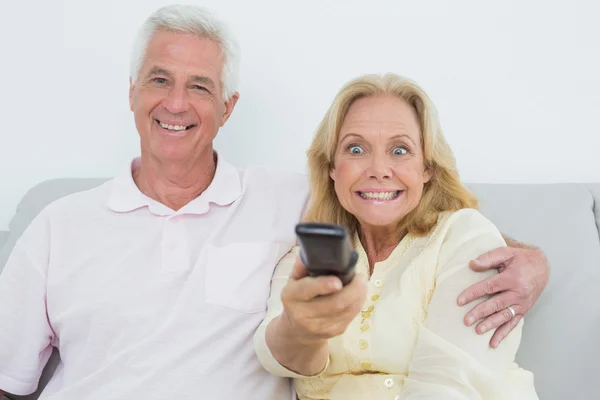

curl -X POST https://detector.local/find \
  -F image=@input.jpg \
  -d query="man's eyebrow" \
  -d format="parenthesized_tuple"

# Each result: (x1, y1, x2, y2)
(143, 68, 216, 88)
(190, 75, 216, 88)
(144, 67, 173, 79)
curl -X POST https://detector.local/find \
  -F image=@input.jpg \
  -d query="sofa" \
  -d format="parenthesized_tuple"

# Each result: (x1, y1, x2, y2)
(1, 178, 599, 400)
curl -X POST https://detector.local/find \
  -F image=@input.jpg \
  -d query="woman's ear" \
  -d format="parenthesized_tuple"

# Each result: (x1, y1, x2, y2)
(329, 167, 337, 181)
(423, 168, 432, 183)
(423, 162, 433, 184)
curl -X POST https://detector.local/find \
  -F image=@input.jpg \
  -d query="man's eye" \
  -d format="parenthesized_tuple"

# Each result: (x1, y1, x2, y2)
(348, 145, 363, 154)
(192, 85, 209, 92)
(393, 147, 408, 155)
(153, 77, 167, 84)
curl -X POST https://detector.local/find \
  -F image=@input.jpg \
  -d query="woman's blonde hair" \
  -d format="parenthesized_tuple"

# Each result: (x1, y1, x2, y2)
(303, 73, 478, 238)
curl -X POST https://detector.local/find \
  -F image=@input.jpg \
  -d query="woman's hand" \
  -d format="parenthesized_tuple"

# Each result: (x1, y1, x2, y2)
(264, 255, 367, 376)
(280, 255, 368, 344)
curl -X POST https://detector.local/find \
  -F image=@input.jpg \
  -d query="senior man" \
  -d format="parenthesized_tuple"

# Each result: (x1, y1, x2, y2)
(0, 4, 549, 400)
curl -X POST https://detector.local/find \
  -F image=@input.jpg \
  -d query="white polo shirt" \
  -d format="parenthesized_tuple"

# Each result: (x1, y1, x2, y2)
(0, 156, 309, 400)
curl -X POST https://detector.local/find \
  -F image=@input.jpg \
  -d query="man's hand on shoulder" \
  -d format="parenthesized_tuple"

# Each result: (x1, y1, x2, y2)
(457, 236, 550, 348)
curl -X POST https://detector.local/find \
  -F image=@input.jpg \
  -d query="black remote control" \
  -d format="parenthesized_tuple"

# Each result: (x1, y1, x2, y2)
(295, 223, 358, 286)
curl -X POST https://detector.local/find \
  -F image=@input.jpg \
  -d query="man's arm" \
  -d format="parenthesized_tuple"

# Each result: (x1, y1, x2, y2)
(457, 234, 550, 348)
(0, 211, 55, 396)
(502, 234, 537, 250)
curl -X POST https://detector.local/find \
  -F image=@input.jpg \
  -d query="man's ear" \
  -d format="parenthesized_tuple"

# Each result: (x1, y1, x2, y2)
(129, 77, 135, 112)
(220, 92, 240, 127)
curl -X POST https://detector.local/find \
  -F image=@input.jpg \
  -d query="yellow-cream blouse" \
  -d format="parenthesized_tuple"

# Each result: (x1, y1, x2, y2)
(254, 209, 538, 399)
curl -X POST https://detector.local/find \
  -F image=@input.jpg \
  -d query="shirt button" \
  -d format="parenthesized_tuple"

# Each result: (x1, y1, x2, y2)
(359, 339, 369, 350)
(384, 378, 394, 388)
(360, 362, 371, 370)
(374, 279, 383, 288)
(371, 294, 380, 302)
(360, 323, 370, 332)
(361, 311, 372, 319)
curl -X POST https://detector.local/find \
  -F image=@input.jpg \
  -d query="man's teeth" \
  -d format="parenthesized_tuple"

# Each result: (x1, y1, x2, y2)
(159, 122, 189, 131)
(360, 191, 400, 200)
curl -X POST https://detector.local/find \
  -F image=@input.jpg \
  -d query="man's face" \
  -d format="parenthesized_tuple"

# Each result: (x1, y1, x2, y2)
(129, 30, 238, 163)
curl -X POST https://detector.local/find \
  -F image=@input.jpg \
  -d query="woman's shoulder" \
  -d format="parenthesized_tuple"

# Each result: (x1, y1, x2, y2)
(430, 208, 505, 250)
(437, 208, 501, 236)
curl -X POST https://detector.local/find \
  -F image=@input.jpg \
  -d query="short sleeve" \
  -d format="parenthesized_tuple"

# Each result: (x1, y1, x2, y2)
(0, 212, 55, 395)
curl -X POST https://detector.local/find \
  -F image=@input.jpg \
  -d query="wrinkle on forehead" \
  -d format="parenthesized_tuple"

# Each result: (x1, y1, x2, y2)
(340, 95, 421, 143)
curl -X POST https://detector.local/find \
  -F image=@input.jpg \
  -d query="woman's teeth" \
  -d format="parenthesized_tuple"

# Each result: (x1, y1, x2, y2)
(359, 191, 400, 200)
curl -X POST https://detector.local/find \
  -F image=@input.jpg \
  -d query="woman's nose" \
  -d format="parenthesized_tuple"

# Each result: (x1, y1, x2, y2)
(367, 156, 392, 180)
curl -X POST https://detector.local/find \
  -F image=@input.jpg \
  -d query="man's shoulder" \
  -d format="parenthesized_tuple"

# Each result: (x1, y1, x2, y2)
(45, 179, 114, 215)
(2, 179, 115, 261)
(239, 165, 309, 196)
(233, 166, 310, 225)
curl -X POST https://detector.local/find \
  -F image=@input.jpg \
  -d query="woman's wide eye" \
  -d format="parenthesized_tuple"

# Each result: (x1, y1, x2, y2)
(393, 147, 407, 155)
(349, 146, 363, 154)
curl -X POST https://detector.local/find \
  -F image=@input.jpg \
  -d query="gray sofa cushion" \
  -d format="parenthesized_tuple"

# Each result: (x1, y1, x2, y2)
(0, 232, 8, 252)
(589, 185, 600, 233)
(470, 183, 600, 400)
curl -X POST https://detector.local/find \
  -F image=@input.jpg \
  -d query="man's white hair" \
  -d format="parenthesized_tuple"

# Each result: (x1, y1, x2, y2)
(130, 4, 240, 100)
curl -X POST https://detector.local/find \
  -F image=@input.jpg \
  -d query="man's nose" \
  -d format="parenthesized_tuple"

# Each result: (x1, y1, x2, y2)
(162, 85, 190, 114)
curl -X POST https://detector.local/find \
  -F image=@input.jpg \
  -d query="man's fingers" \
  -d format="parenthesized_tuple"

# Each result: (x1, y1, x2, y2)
(458, 273, 512, 306)
(463, 291, 516, 326)
(470, 247, 515, 272)
(463, 292, 515, 326)
(490, 314, 523, 349)
(474, 304, 521, 335)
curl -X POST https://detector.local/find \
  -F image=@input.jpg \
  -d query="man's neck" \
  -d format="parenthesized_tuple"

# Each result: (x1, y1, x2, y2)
(133, 149, 217, 211)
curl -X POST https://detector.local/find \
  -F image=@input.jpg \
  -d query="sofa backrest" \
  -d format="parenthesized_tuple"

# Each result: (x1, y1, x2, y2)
(470, 183, 600, 400)
(1, 179, 599, 400)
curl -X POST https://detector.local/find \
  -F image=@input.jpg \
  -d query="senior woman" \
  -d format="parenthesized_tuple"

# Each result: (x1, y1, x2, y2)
(254, 73, 538, 399)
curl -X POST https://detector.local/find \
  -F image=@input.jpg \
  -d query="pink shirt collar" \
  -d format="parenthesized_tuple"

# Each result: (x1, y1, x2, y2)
(107, 154, 242, 216)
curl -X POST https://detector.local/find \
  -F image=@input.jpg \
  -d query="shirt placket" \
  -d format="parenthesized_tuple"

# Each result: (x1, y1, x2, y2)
(361, 267, 401, 396)
(161, 215, 190, 272)
(357, 273, 384, 371)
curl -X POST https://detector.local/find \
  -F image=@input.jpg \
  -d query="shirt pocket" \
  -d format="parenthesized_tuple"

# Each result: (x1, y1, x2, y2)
(204, 242, 283, 313)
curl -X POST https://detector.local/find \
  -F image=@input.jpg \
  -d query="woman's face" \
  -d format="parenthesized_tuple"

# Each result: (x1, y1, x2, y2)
(330, 94, 431, 231)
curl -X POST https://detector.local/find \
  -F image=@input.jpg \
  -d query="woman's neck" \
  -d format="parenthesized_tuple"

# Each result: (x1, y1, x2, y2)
(358, 224, 403, 274)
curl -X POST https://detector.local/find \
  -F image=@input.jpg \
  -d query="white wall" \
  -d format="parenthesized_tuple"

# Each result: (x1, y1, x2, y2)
(1, 0, 599, 230)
